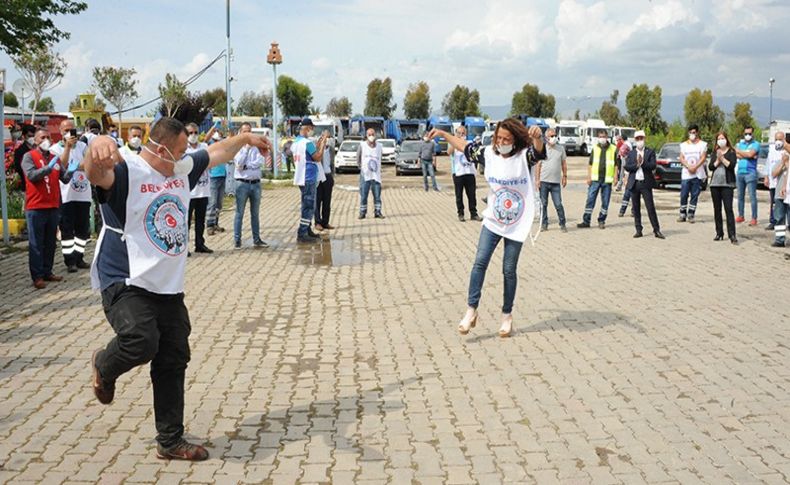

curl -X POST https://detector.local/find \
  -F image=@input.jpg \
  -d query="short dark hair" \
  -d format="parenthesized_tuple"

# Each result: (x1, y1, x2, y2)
(597, 129, 608, 137)
(22, 124, 37, 136)
(240, 122, 252, 129)
(186, 122, 199, 131)
(688, 123, 699, 132)
(129, 125, 143, 133)
(744, 125, 754, 132)
(85, 118, 101, 132)
(149, 117, 187, 143)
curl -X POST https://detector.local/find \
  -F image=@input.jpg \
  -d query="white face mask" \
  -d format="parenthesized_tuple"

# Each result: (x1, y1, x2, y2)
(744, 134, 753, 141)
(717, 138, 727, 148)
(689, 133, 697, 141)
(39, 139, 52, 152)
(367, 135, 376, 143)
(548, 136, 557, 145)
(26, 137, 35, 147)
(128, 136, 142, 149)
(776, 140, 785, 151)
(188, 134, 199, 145)
(497, 144, 513, 155)
(212, 132, 221, 141)
(145, 139, 194, 176)
(598, 138, 608, 146)
(635, 140, 645, 149)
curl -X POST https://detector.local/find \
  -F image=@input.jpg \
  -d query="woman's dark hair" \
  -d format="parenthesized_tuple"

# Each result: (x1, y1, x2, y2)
(715, 130, 731, 148)
(493, 117, 534, 156)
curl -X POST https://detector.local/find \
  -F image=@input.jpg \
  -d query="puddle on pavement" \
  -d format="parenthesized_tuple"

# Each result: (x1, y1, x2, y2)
(297, 238, 364, 267)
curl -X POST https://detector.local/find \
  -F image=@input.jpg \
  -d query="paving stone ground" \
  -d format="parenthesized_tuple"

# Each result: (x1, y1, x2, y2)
(1, 156, 788, 484)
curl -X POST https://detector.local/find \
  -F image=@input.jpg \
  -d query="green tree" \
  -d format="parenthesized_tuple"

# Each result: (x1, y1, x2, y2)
(441, 85, 481, 119)
(4, 92, 19, 107)
(510, 84, 555, 118)
(29, 96, 54, 112)
(728, 102, 758, 141)
(684, 88, 725, 143)
(93, 66, 138, 133)
(0, 0, 87, 56)
(276, 75, 312, 117)
(625, 83, 667, 134)
(169, 91, 210, 124)
(403, 81, 431, 119)
(597, 90, 623, 126)
(325, 96, 352, 117)
(573, 109, 581, 121)
(11, 44, 66, 123)
(157, 73, 187, 118)
(235, 90, 272, 117)
(200, 87, 228, 116)
(68, 93, 105, 112)
(364, 78, 396, 118)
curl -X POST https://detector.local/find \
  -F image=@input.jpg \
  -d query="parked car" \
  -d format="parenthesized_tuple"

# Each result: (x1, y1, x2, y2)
(379, 138, 397, 164)
(756, 143, 770, 190)
(395, 141, 424, 176)
(335, 140, 360, 173)
(655, 142, 682, 187)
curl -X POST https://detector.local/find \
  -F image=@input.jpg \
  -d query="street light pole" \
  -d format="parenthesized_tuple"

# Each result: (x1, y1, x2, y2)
(225, 0, 232, 134)
(769, 78, 775, 124)
(267, 43, 283, 178)
(0, 68, 10, 245)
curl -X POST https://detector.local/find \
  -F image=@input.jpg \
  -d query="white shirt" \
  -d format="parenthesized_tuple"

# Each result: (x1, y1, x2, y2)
(360, 142, 382, 183)
(187, 143, 210, 198)
(766, 145, 784, 189)
(680, 140, 708, 181)
(51, 138, 92, 203)
(233, 145, 264, 180)
(635, 148, 645, 181)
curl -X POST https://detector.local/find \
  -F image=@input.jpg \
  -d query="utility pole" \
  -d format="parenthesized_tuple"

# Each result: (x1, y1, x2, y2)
(769, 78, 775, 124)
(267, 43, 283, 177)
(225, 0, 233, 134)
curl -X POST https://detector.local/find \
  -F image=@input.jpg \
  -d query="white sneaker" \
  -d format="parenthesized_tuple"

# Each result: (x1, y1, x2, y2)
(499, 314, 513, 338)
(458, 307, 478, 335)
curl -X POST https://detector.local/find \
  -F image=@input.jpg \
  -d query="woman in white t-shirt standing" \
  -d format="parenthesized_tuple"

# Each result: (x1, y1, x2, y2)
(427, 118, 545, 337)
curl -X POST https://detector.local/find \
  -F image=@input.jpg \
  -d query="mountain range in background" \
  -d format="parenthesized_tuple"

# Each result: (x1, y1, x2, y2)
(480, 95, 790, 127)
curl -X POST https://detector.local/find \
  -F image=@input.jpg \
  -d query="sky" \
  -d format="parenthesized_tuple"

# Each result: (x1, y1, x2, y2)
(1, 0, 788, 120)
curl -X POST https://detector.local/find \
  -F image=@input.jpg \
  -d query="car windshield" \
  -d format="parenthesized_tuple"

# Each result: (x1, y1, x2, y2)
(401, 142, 422, 152)
(436, 123, 453, 132)
(759, 144, 769, 158)
(559, 127, 577, 136)
(620, 129, 636, 139)
(379, 140, 395, 148)
(339, 141, 360, 152)
(467, 125, 485, 136)
(658, 144, 680, 159)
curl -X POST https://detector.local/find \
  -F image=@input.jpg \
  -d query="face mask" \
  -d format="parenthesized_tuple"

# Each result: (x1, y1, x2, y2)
(689, 133, 697, 141)
(776, 140, 785, 151)
(39, 139, 51, 152)
(598, 138, 608, 146)
(26, 137, 35, 147)
(129, 137, 141, 149)
(635, 140, 645, 149)
(497, 144, 513, 155)
(717, 139, 727, 148)
(110, 131, 118, 138)
(548, 136, 557, 145)
(12, 131, 21, 140)
(744, 134, 753, 141)
(212, 132, 221, 141)
(145, 139, 194, 176)
(188, 134, 199, 145)
(367, 135, 376, 143)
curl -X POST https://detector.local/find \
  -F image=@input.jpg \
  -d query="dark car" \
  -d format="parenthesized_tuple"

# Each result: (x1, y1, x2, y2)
(655, 142, 682, 187)
(395, 141, 425, 176)
(756, 143, 770, 190)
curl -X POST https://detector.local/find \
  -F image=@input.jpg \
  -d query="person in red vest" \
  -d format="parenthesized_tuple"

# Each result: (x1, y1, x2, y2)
(21, 128, 70, 289)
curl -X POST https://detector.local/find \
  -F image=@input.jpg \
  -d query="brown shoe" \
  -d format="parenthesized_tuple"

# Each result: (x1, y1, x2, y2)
(33, 279, 46, 290)
(44, 274, 63, 282)
(92, 350, 114, 405)
(323, 224, 335, 230)
(156, 439, 209, 461)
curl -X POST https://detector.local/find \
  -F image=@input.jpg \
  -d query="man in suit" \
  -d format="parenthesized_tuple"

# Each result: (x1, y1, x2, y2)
(624, 130, 665, 239)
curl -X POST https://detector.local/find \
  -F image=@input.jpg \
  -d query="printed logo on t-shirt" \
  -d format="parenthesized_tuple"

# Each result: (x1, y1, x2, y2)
(144, 194, 187, 256)
(198, 171, 209, 187)
(492, 187, 525, 226)
(70, 171, 90, 193)
(367, 157, 379, 173)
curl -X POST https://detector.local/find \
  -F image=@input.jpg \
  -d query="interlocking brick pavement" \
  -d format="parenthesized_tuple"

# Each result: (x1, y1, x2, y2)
(0, 156, 788, 484)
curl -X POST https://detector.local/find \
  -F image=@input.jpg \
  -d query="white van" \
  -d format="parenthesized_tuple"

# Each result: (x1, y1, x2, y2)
(580, 119, 608, 156)
(557, 121, 584, 155)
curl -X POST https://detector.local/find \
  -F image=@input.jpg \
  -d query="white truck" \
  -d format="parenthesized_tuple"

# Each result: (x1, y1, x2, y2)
(309, 115, 344, 151)
(556, 121, 584, 155)
(580, 118, 608, 156)
(610, 126, 637, 146)
(765, 120, 790, 142)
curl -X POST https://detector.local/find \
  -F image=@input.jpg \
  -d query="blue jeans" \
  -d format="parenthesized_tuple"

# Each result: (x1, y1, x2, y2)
(298, 181, 318, 237)
(421, 160, 437, 190)
(774, 200, 789, 244)
(207, 176, 225, 228)
(359, 177, 382, 215)
(583, 181, 612, 224)
(680, 178, 702, 218)
(234, 181, 262, 243)
(26, 208, 59, 281)
(467, 226, 524, 314)
(736, 172, 758, 220)
(539, 182, 566, 227)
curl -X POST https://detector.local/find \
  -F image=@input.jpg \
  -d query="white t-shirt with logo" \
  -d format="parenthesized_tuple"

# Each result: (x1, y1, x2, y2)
(680, 140, 708, 181)
(188, 143, 210, 199)
(482, 146, 536, 243)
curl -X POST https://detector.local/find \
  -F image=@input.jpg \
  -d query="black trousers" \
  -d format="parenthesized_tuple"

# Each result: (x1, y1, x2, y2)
(96, 283, 191, 447)
(710, 186, 736, 239)
(315, 174, 334, 226)
(453, 174, 478, 217)
(60, 201, 91, 266)
(188, 197, 208, 249)
(630, 181, 660, 233)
